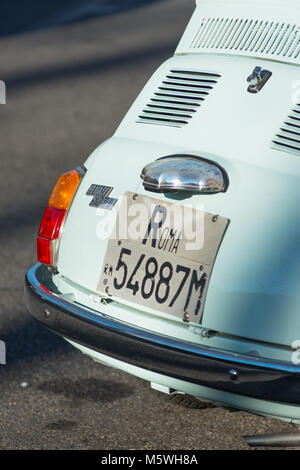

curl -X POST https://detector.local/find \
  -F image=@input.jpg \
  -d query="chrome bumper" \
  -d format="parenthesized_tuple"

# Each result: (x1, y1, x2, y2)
(25, 263, 300, 405)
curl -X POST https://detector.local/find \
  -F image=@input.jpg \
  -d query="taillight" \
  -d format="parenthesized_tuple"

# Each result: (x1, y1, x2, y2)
(37, 167, 85, 267)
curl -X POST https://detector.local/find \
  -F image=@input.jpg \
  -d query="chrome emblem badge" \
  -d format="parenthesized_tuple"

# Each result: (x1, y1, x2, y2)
(86, 184, 117, 210)
(247, 66, 272, 93)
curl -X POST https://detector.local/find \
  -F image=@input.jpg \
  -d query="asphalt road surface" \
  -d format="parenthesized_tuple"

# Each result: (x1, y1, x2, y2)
(0, 0, 297, 450)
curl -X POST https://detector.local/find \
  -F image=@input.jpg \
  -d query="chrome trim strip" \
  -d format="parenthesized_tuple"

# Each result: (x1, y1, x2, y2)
(25, 264, 299, 374)
(25, 263, 300, 405)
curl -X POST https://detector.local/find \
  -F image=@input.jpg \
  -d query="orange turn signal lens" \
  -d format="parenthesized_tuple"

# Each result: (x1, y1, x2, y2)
(48, 168, 83, 210)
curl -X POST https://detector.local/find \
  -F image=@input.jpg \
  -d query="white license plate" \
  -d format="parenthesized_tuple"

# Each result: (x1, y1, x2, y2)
(97, 192, 229, 324)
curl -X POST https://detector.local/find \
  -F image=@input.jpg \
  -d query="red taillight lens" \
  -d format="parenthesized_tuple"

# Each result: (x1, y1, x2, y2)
(38, 207, 66, 240)
(37, 208, 66, 265)
(37, 237, 53, 265)
(37, 167, 85, 266)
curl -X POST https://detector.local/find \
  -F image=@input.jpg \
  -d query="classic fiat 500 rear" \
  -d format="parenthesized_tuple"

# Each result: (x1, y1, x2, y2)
(25, 0, 300, 424)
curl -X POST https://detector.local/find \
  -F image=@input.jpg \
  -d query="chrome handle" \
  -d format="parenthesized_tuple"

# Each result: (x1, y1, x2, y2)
(247, 66, 272, 93)
(140, 155, 228, 194)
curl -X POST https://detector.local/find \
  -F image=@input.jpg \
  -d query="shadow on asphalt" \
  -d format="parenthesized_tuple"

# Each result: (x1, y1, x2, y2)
(0, 314, 135, 403)
(37, 376, 134, 403)
(0, 0, 161, 37)
(4, 43, 175, 91)
(0, 316, 69, 367)
(0, 205, 45, 241)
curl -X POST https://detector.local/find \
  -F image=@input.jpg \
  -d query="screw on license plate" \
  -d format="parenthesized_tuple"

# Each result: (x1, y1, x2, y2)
(183, 311, 190, 322)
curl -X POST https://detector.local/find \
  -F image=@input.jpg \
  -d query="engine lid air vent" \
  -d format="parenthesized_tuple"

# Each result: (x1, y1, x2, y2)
(272, 105, 300, 156)
(176, 0, 300, 67)
(137, 70, 221, 128)
(189, 18, 300, 63)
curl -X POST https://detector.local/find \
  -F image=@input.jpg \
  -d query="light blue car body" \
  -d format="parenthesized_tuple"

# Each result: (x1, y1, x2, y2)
(25, 0, 300, 422)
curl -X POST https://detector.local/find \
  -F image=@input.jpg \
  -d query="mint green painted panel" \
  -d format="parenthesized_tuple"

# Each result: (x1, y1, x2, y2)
(57, 52, 300, 348)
